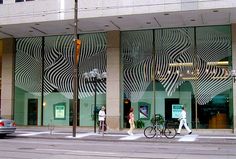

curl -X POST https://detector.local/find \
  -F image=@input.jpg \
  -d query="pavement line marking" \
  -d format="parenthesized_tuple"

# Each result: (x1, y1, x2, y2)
(198, 136, 236, 139)
(65, 132, 95, 138)
(17, 131, 49, 136)
(119, 134, 143, 140)
(178, 134, 198, 142)
(37, 148, 118, 155)
(102, 134, 127, 137)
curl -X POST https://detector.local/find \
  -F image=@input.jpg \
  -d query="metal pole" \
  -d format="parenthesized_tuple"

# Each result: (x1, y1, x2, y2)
(72, 0, 78, 137)
(41, 37, 45, 126)
(152, 29, 156, 116)
(194, 27, 198, 129)
(94, 78, 97, 133)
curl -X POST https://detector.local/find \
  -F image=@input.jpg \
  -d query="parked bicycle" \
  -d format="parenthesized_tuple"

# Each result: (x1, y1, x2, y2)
(144, 114, 177, 139)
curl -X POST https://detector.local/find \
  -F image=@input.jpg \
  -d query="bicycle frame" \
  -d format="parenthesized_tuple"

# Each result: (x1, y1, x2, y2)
(144, 115, 177, 139)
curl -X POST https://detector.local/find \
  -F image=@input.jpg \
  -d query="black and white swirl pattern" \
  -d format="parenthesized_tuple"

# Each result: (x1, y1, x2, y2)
(16, 33, 107, 99)
(15, 27, 231, 105)
(122, 26, 231, 105)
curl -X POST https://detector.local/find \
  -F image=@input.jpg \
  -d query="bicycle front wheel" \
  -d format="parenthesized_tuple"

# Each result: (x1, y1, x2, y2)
(144, 126, 156, 139)
(164, 127, 176, 139)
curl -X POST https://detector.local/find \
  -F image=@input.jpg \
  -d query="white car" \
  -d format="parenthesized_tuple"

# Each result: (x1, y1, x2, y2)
(0, 116, 16, 136)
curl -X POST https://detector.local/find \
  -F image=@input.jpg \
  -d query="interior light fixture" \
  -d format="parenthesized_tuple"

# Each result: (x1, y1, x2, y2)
(207, 61, 228, 66)
(182, 77, 198, 80)
(211, 77, 228, 80)
(168, 61, 228, 67)
(169, 62, 193, 67)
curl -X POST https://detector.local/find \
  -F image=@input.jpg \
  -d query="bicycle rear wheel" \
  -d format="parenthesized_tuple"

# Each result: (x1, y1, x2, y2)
(164, 127, 176, 139)
(144, 126, 156, 139)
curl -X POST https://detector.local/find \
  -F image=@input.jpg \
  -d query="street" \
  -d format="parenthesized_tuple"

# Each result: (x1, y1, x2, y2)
(1, 135, 236, 159)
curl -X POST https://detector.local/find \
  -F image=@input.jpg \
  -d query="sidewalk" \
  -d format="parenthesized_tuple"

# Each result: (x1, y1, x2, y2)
(11, 126, 236, 144)
(15, 125, 235, 135)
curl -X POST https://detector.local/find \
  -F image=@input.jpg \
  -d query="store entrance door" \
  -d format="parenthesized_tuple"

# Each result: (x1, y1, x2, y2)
(123, 99, 131, 128)
(28, 99, 38, 125)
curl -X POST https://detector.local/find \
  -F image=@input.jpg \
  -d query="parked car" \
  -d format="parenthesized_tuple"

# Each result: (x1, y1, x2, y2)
(0, 116, 16, 136)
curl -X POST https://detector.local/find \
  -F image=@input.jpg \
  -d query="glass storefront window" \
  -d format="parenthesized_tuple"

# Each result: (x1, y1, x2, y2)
(121, 30, 153, 128)
(196, 26, 232, 128)
(155, 28, 195, 128)
(14, 33, 107, 127)
(121, 25, 232, 129)
(14, 26, 232, 129)
(15, 37, 42, 125)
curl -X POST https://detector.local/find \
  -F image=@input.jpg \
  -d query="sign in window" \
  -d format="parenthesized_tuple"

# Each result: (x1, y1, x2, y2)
(172, 104, 183, 118)
(54, 103, 66, 120)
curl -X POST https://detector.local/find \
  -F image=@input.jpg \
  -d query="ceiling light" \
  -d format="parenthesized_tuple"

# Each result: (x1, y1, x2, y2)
(207, 61, 228, 66)
(169, 62, 193, 67)
(211, 77, 228, 80)
(182, 77, 198, 80)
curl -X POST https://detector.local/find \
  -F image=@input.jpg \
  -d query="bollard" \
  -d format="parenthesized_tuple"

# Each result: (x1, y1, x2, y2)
(48, 119, 55, 135)
(102, 121, 104, 137)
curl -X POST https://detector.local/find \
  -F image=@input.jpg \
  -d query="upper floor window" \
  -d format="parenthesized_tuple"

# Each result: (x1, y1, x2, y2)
(0, 0, 3, 4)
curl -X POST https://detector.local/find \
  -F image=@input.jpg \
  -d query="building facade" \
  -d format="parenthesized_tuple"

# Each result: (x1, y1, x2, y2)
(0, 0, 236, 133)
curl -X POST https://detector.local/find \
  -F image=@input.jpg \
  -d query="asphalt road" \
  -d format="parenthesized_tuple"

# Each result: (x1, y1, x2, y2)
(1, 136, 236, 159)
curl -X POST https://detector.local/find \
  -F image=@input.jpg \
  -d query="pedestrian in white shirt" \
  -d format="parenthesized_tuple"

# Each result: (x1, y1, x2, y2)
(177, 106, 192, 135)
(98, 106, 106, 134)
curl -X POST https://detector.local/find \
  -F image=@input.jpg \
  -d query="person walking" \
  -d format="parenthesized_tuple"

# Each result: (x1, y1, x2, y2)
(98, 106, 106, 134)
(177, 106, 192, 135)
(127, 107, 135, 135)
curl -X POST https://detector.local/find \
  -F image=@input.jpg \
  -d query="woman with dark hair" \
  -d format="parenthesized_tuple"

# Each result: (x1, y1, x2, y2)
(127, 107, 135, 135)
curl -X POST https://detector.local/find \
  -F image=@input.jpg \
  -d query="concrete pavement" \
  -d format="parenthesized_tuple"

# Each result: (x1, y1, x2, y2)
(8, 126, 236, 144)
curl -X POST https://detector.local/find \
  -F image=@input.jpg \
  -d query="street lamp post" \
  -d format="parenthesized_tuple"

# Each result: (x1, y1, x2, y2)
(83, 69, 107, 133)
(72, 0, 80, 137)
